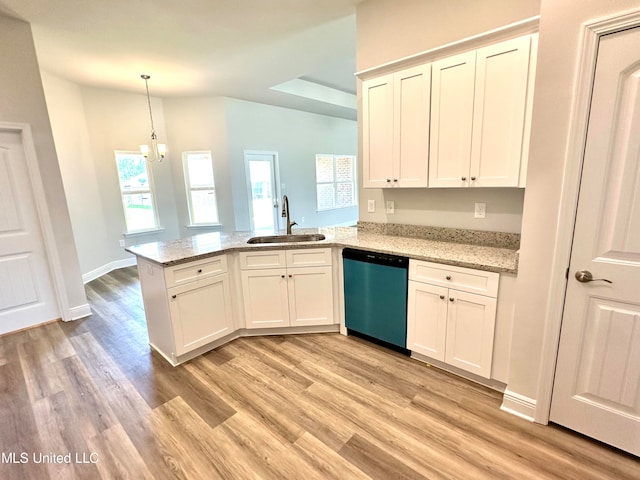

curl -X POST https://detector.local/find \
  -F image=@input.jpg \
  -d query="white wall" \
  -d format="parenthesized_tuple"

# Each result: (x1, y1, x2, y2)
(163, 96, 234, 236)
(40, 72, 112, 275)
(356, 0, 540, 233)
(0, 14, 87, 311)
(79, 87, 182, 254)
(508, 0, 640, 405)
(41, 76, 357, 276)
(224, 97, 358, 231)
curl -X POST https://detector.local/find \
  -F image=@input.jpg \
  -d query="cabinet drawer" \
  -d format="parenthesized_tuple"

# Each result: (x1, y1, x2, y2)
(286, 248, 332, 267)
(164, 255, 227, 288)
(239, 250, 287, 270)
(409, 260, 498, 297)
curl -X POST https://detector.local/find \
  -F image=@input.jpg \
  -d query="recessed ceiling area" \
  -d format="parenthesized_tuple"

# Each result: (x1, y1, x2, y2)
(0, 0, 362, 119)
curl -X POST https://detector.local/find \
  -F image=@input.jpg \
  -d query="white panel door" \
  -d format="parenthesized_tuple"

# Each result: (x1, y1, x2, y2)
(429, 51, 476, 188)
(444, 290, 496, 378)
(0, 130, 58, 333)
(470, 36, 531, 187)
(393, 64, 431, 187)
(287, 266, 334, 327)
(362, 74, 394, 188)
(241, 269, 289, 329)
(551, 26, 640, 456)
(168, 274, 233, 356)
(406, 281, 447, 361)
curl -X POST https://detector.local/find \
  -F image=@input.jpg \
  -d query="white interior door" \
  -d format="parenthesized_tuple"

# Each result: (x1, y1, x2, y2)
(0, 130, 59, 333)
(245, 151, 279, 231)
(550, 26, 640, 456)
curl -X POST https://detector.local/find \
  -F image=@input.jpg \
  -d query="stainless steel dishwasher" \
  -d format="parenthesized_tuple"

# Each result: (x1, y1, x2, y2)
(342, 248, 409, 351)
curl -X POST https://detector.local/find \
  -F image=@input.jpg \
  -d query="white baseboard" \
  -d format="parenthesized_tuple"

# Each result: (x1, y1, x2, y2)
(82, 257, 137, 284)
(65, 303, 92, 321)
(501, 388, 537, 422)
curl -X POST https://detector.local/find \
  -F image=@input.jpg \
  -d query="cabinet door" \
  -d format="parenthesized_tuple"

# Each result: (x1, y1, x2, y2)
(407, 281, 447, 361)
(241, 269, 290, 329)
(445, 290, 497, 378)
(470, 36, 531, 187)
(429, 51, 476, 187)
(393, 64, 431, 187)
(362, 74, 394, 188)
(287, 266, 334, 327)
(168, 274, 233, 356)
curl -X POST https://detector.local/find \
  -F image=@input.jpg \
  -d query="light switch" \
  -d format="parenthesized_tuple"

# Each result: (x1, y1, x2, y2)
(367, 199, 375, 213)
(386, 201, 395, 214)
(474, 202, 486, 218)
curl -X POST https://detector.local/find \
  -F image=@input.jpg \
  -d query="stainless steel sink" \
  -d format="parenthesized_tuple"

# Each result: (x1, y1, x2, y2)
(246, 233, 326, 244)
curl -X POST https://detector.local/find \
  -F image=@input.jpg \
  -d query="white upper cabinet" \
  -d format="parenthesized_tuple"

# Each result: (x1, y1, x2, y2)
(362, 74, 394, 188)
(430, 35, 535, 188)
(470, 36, 532, 187)
(429, 51, 476, 187)
(393, 65, 431, 187)
(363, 65, 431, 188)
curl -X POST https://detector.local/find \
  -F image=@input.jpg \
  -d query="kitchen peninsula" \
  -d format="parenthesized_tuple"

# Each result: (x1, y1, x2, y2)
(126, 223, 519, 388)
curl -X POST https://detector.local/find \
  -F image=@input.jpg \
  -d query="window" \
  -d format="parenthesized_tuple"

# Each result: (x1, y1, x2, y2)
(183, 151, 219, 225)
(115, 152, 159, 233)
(315, 154, 356, 211)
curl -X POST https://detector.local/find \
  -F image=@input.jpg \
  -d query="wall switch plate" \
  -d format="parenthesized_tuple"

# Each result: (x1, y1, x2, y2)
(367, 199, 375, 212)
(386, 200, 395, 214)
(474, 202, 486, 219)
(119, 239, 125, 247)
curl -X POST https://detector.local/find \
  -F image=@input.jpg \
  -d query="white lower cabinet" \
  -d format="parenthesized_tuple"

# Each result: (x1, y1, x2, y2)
(137, 255, 234, 364)
(407, 260, 498, 379)
(240, 249, 334, 329)
(168, 274, 233, 356)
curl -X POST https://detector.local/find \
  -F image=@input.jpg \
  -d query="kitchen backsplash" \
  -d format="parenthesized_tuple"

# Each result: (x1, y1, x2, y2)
(357, 221, 521, 250)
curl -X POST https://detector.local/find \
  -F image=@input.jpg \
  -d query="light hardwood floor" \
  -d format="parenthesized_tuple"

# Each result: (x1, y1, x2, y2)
(0, 266, 638, 479)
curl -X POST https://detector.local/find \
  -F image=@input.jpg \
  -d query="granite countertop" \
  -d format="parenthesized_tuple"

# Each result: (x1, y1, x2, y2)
(126, 226, 519, 274)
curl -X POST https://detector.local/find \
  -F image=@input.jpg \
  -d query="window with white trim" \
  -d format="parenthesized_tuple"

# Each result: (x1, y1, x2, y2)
(315, 154, 356, 211)
(115, 152, 159, 233)
(183, 151, 219, 225)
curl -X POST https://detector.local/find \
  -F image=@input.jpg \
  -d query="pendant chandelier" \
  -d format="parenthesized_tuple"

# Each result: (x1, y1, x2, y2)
(139, 74, 166, 162)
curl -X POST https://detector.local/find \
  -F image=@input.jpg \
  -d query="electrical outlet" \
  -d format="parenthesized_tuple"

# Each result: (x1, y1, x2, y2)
(386, 200, 395, 214)
(367, 199, 375, 213)
(474, 202, 486, 219)
(119, 239, 125, 247)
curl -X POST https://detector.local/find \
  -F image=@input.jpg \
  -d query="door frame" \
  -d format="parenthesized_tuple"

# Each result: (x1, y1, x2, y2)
(535, 9, 640, 424)
(0, 122, 72, 321)
(243, 150, 281, 231)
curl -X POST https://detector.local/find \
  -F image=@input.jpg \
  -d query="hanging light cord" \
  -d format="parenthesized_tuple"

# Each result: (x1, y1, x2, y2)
(142, 74, 157, 140)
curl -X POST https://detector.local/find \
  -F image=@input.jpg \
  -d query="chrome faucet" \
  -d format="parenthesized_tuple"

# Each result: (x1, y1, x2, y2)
(281, 195, 297, 234)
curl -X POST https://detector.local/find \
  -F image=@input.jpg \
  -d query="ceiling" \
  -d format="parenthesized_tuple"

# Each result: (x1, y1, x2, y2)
(0, 0, 363, 119)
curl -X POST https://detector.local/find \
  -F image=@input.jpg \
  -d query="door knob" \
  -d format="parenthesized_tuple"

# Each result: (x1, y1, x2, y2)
(574, 270, 612, 284)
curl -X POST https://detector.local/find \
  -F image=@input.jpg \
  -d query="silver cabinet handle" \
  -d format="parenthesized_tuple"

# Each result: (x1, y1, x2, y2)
(575, 270, 612, 284)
